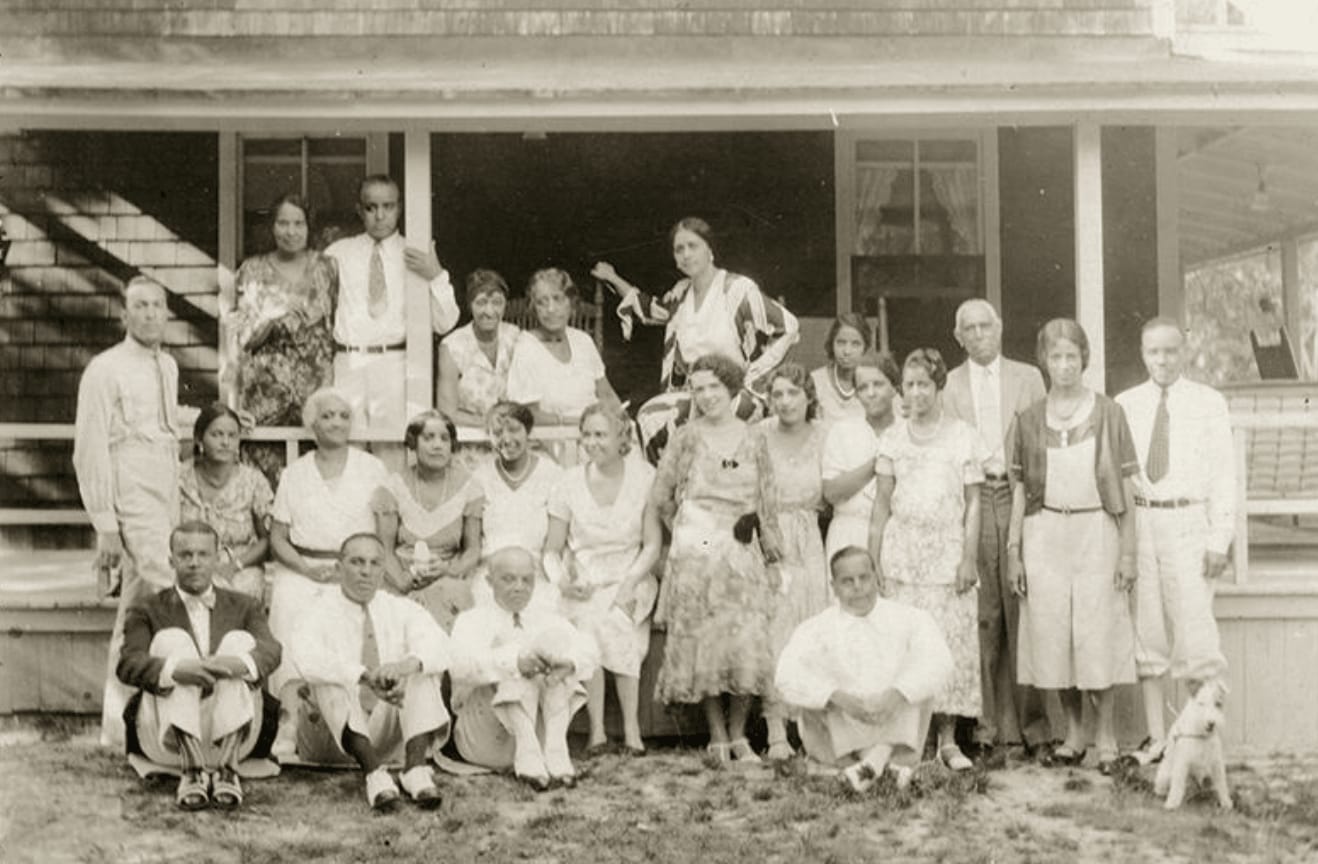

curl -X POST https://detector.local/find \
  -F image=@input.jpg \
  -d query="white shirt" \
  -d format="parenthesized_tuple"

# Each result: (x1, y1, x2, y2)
(774, 597, 953, 712)
(1115, 376, 1236, 554)
(73, 336, 180, 532)
(325, 231, 460, 347)
(821, 418, 880, 522)
(448, 602, 599, 712)
(968, 355, 1005, 475)
(288, 588, 451, 690)
(504, 328, 605, 417)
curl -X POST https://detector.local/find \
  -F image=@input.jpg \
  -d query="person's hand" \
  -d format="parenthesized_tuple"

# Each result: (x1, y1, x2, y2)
(408, 557, 447, 589)
(611, 590, 638, 620)
(1008, 554, 1027, 598)
(517, 651, 548, 678)
(543, 657, 575, 685)
(96, 531, 124, 575)
(1115, 555, 1137, 593)
(172, 659, 217, 695)
(590, 261, 622, 289)
(858, 689, 908, 725)
(202, 655, 251, 680)
(404, 240, 444, 281)
(1203, 550, 1229, 581)
(560, 581, 595, 602)
(308, 562, 338, 584)
(955, 558, 979, 595)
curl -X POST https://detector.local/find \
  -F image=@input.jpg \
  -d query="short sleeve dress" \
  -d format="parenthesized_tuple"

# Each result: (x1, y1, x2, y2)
(547, 459, 657, 678)
(504, 327, 605, 419)
(876, 417, 987, 717)
(821, 417, 880, 559)
(372, 466, 485, 631)
(469, 454, 564, 610)
(443, 322, 520, 419)
(179, 461, 274, 600)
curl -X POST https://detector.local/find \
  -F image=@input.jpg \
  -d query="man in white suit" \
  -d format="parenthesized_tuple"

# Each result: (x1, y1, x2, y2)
(942, 298, 1048, 758)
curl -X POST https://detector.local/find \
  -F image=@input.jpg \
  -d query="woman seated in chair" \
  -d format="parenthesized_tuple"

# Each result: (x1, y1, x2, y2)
(437, 269, 521, 428)
(505, 268, 620, 427)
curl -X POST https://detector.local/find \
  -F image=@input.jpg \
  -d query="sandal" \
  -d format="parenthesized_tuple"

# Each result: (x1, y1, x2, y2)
(729, 738, 761, 764)
(939, 744, 973, 772)
(1040, 744, 1087, 768)
(210, 770, 243, 810)
(705, 741, 731, 764)
(175, 771, 210, 811)
(1130, 736, 1166, 767)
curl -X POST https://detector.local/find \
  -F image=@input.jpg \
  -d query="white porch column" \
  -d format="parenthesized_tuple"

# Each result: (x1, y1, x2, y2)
(403, 129, 433, 421)
(1074, 122, 1106, 392)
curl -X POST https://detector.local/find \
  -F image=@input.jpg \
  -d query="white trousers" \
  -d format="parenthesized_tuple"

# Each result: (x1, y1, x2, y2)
(797, 699, 933, 768)
(333, 350, 407, 431)
(454, 677, 585, 777)
(299, 673, 449, 765)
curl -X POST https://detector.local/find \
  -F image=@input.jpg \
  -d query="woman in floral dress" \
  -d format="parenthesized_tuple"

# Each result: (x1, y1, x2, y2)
(869, 348, 986, 772)
(436, 269, 520, 428)
(178, 403, 274, 601)
(651, 353, 782, 765)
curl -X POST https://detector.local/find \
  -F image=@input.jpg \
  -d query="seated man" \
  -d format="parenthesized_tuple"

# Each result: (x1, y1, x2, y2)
(287, 532, 450, 811)
(774, 546, 953, 792)
(450, 546, 598, 791)
(116, 521, 281, 812)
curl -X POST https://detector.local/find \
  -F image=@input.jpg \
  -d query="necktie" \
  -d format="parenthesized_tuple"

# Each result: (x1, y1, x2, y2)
(367, 241, 387, 319)
(1146, 386, 1171, 483)
(359, 606, 380, 712)
(976, 367, 1000, 441)
(513, 611, 523, 630)
(152, 350, 172, 434)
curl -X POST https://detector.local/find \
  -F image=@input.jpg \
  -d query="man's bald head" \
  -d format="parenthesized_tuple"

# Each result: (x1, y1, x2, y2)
(487, 546, 537, 614)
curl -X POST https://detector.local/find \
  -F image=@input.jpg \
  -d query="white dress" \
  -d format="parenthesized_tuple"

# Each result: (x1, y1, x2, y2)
(471, 455, 563, 609)
(547, 460, 657, 677)
(504, 327, 604, 419)
(810, 366, 866, 427)
(821, 418, 880, 560)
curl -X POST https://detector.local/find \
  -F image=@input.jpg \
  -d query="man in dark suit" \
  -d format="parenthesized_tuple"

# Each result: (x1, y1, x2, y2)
(117, 520, 281, 811)
(942, 299, 1048, 760)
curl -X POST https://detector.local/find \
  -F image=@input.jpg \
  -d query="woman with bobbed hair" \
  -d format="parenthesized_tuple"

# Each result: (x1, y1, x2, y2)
(1006, 318, 1139, 773)
(437, 268, 521, 428)
(650, 352, 782, 764)
(869, 348, 987, 772)
(544, 402, 662, 754)
(178, 402, 274, 600)
(265, 386, 390, 757)
(759, 362, 831, 760)
(226, 192, 338, 427)
(505, 267, 620, 427)
(810, 312, 872, 425)
(592, 217, 799, 459)
(374, 409, 484, 631)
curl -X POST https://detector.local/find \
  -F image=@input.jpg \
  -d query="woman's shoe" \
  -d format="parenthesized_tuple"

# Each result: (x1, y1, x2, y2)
(175, 770, 210, 811)
(1040, 744, 1087, 768)
(839, 761, 879, 794)
(939, 744, 973, 772)
(705, 741, 731, 764)
(210, 770, 243, 810)
(729, 738, 761, 764)
(766, 740, 795, 761)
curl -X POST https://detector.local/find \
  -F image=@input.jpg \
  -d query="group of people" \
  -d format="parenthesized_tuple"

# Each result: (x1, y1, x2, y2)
(73, 183, 1235, 810)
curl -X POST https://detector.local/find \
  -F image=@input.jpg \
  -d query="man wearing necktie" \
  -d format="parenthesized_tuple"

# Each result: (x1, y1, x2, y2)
(324, 175, 460, 433)
(450, 547, 599, 791)
(75, 276, 192, 749)
(1116, 317, 1232, 766)
(285, 533, 450, 810)
(941, 299, 1049, 760)
(116, 522, 281, 811)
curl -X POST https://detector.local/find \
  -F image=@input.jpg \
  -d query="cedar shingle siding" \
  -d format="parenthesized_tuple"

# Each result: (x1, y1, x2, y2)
(3, 1, 1156, 39)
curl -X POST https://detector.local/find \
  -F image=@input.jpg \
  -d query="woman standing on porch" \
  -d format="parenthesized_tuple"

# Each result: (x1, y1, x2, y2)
(227, 193, 338, 428)
(436, 268, 520, 428)
(591, 217, 799, 460)
(1007, 319, 1138, 774)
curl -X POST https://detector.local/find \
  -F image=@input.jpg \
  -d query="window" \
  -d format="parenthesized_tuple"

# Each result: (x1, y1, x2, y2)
(239, 136, 367, 258)
(853, 137, 982, 257)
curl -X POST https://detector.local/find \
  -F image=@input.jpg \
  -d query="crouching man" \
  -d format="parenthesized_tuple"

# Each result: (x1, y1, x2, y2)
(116, 521, 282, 811)
(774, 546, 953, 792)
(450, 547, 599, 791)
(287, 533, 450, 811)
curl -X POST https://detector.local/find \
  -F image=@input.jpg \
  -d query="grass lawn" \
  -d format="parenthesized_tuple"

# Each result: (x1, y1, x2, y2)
(2, 719, 1317, 864)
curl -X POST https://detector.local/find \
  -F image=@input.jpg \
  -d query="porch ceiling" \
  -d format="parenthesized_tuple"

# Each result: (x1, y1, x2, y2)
(1179, 126, 1318, 268)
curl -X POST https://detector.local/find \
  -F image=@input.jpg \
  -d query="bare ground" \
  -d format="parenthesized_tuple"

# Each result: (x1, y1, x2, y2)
(2, 720, 1316, 864)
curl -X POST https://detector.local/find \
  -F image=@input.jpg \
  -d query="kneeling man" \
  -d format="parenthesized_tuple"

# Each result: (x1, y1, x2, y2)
(117, 521, 281, 811)
(775, 546, 953, 792)
(450, 546, 598, 791)
(287, 533, 450, 810)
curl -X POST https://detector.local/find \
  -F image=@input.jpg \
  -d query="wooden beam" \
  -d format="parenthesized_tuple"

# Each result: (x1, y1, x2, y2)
(1074, 121, 1105, 391)
(1281, 236, 1304, 377)
(217, 131, 238, 407)
(982, 128, 1002, 312)
(834, 129, 853, 315)
(402, 129, 433, 425)
(1156, 126, 1182, 321)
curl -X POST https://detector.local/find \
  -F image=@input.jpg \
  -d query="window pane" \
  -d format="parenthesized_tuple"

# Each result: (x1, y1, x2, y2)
(307, 157, 366, 249)
(307, 138, 366, 159)
(240, 135, 367, 257)
(855, 139, 914, 255)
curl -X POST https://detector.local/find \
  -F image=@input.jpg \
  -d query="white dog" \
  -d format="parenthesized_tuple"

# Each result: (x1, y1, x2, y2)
(1153, 678, 1232, 810)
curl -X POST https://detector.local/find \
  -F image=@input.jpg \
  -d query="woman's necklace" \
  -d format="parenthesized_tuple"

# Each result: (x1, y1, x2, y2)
(907, 415, 941, 443)
(829, 364, 856, 400)
(497, 455, 534, 488)
(1049, 390, 1088, 447)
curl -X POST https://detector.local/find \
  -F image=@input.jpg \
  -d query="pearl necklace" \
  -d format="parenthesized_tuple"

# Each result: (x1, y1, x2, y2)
(907, 416, 942, 443)
(829, 364, 856, 400)
(497, 455, 534, 487)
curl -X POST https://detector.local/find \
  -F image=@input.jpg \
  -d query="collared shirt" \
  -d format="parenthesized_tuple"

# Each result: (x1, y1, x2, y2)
(73, 336, 180, 533)
(325, 231, 460, 347)
(1115, 376, 1236, 554)
(968, 354, 1005, 474)
(774, 597, 953, 712)
(158, 586, 259, 688)
(288, 587, 452, 690)
(448, 602, 598, 712)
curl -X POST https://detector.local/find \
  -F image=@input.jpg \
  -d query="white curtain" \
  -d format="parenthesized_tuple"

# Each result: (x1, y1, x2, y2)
(927, 163, 980, 255)
(854, 165, 901, 255)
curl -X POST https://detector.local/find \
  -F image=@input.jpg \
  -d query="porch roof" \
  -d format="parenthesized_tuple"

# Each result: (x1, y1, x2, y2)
(4, 36, 1318, 127)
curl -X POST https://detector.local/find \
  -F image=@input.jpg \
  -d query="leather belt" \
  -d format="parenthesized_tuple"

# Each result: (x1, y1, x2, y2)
(983, 472, 1010, 484)
(335, 341, 406, 354)
(1134, 496, 1202, 509)
(1042, 505, 1102, 515)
